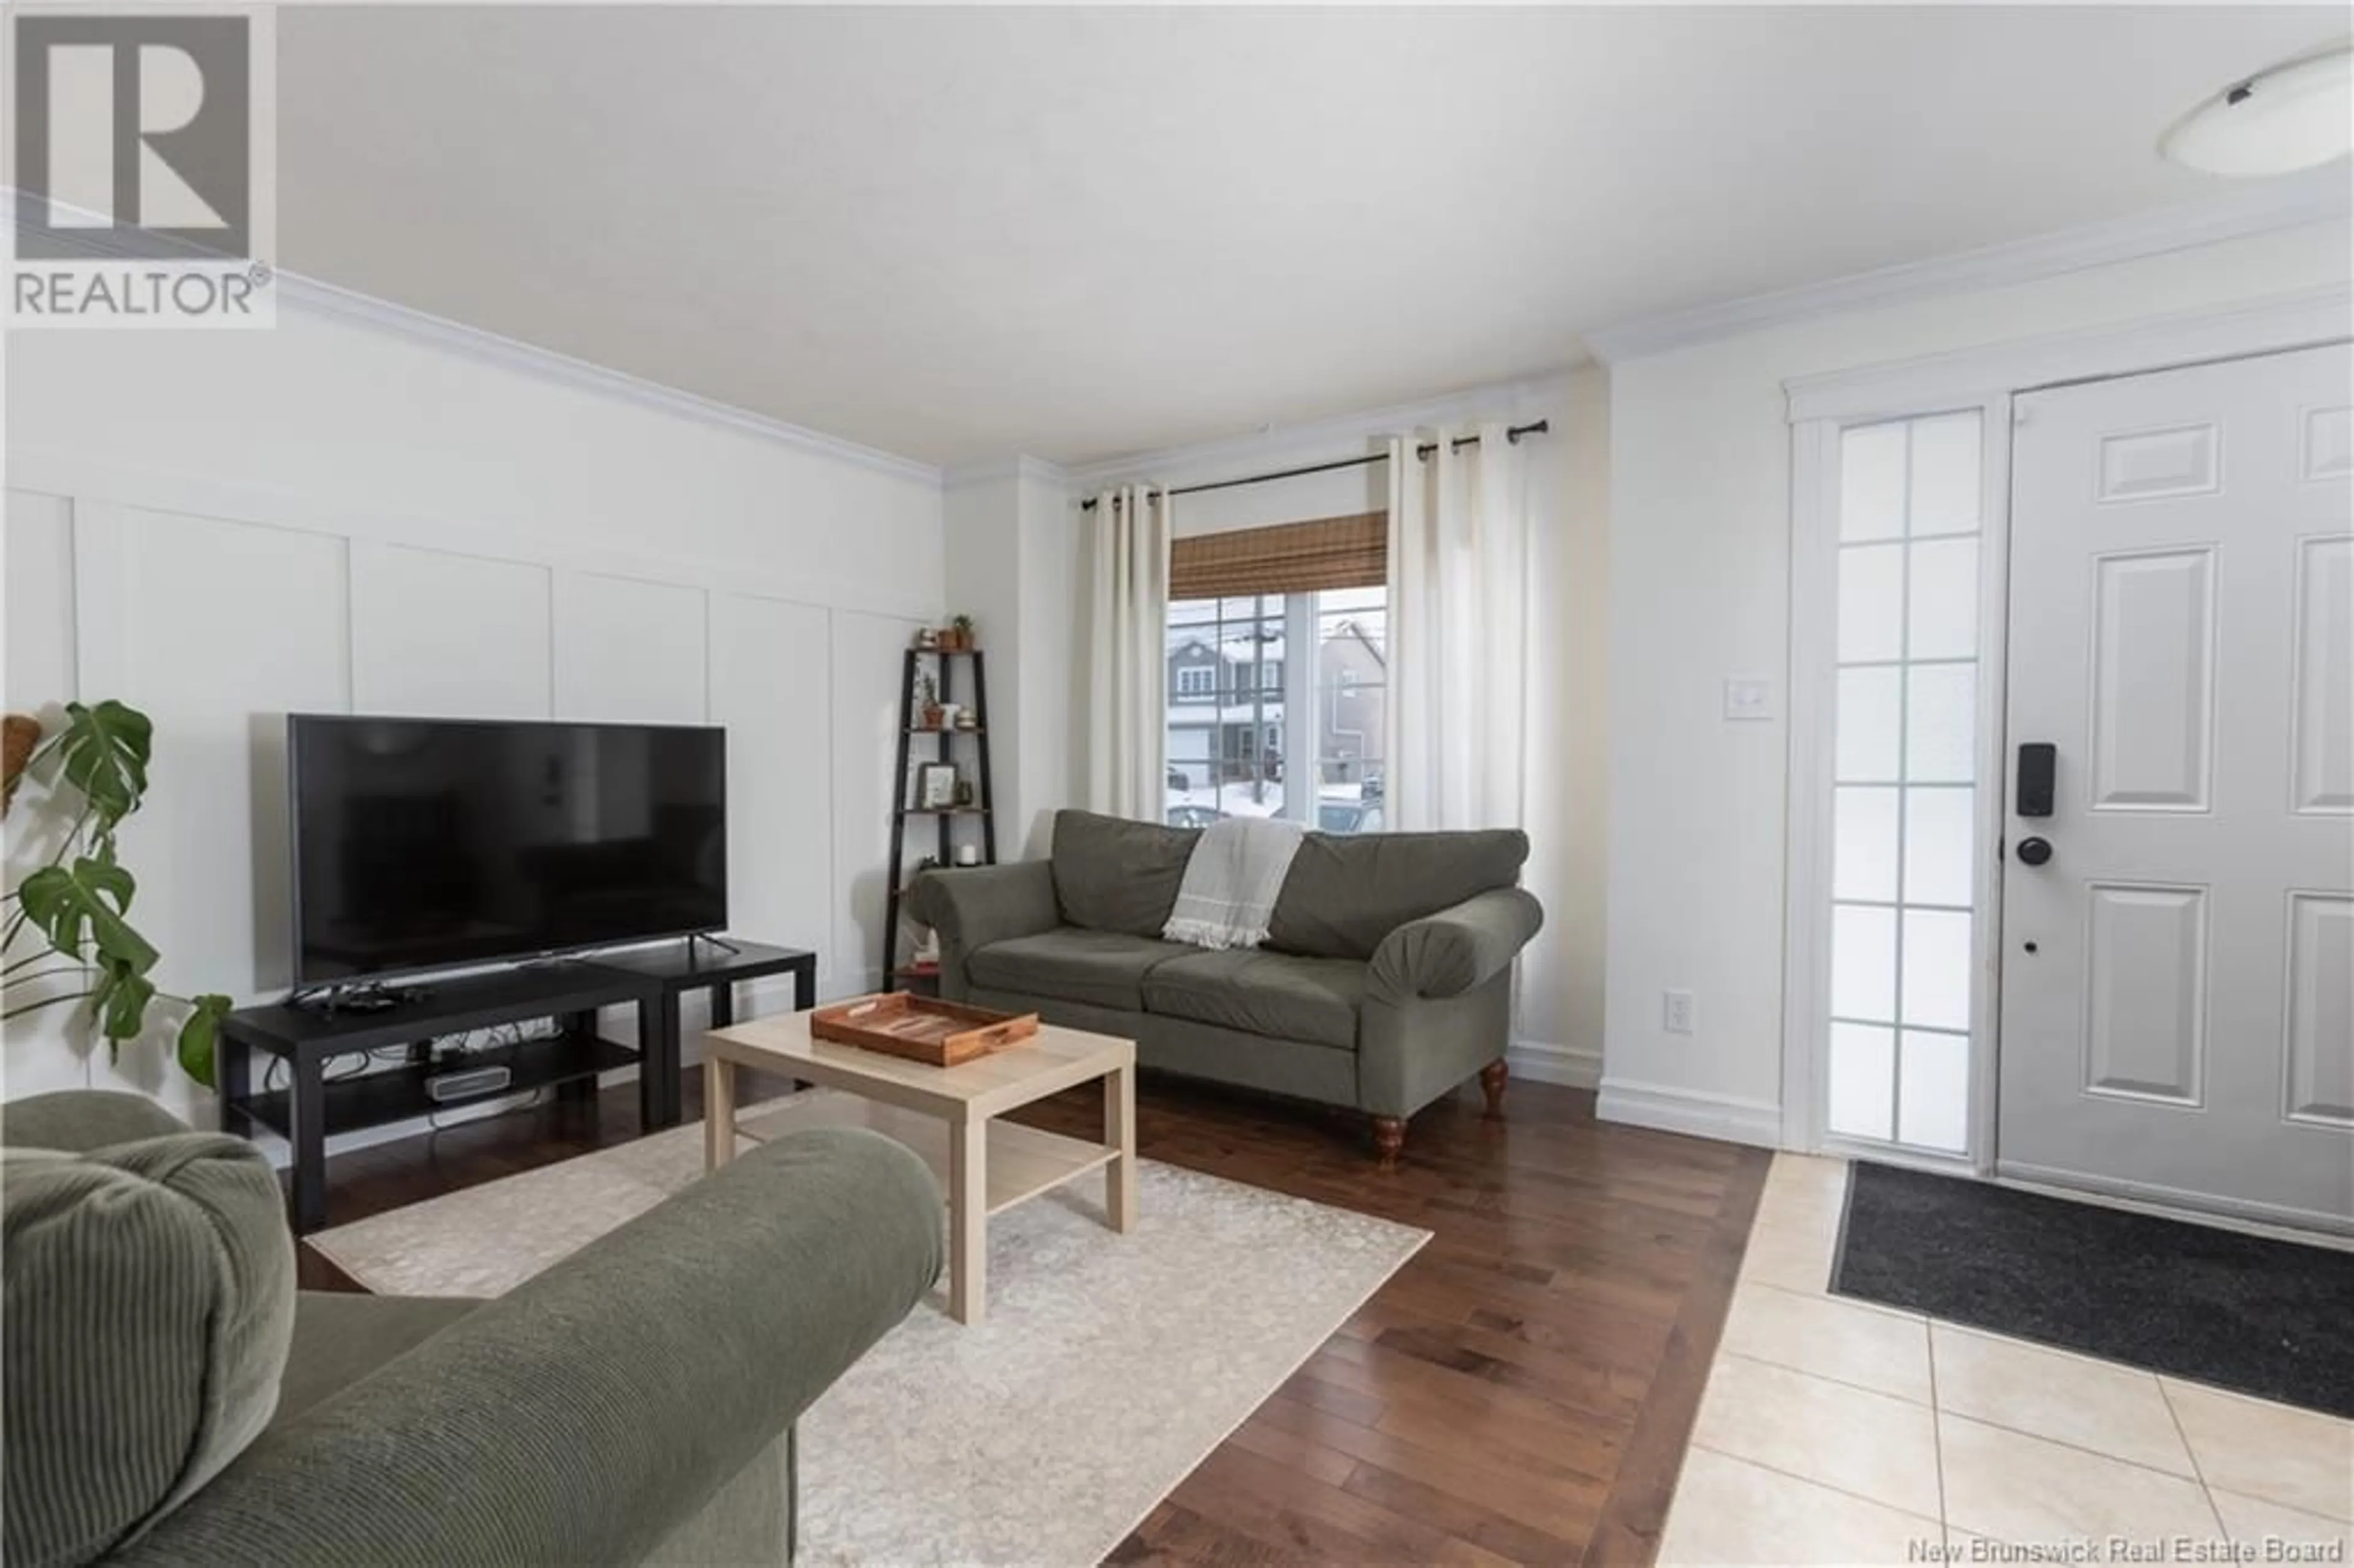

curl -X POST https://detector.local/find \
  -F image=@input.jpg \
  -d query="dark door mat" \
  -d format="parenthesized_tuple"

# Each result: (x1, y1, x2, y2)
(1832, 1162, 2354, 1420)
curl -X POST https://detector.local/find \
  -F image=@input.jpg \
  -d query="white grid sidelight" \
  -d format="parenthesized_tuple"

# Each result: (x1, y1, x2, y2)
(1826, 411, 1984, 1153)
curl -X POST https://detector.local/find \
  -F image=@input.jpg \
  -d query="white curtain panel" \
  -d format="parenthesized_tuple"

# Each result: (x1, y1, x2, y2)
(1385, 422, 1530, 832)
(1085, 485, 1171, 822)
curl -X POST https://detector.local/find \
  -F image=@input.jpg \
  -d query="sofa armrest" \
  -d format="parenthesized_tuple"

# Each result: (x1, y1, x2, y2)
(120, 1127, 943, 1568)
(0, 1089, 190, 1153)
(908, 861, 1060, 999)
(1368, 888, 1544, 1005)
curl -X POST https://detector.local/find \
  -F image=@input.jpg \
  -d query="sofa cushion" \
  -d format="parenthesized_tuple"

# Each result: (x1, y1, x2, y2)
(1050, 809, 1199, 937)
(1267, 829, 1531, 961)
(2, 1132, 297, 1568)
(1143, 949, 1368, 1050)
(966, 927, 1194, 1011)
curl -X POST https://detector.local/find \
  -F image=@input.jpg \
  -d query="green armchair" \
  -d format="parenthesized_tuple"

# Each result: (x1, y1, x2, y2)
(2, 1089, 942, 1567)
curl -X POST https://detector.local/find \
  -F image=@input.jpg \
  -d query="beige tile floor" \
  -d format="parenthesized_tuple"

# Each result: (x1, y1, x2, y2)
(1656, 1154, 2354, 1566)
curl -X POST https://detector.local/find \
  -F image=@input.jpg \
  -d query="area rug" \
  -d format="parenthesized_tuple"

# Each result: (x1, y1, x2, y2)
(310, 1094, 1430, 1566)
(1833, 1160, 2354, 1418)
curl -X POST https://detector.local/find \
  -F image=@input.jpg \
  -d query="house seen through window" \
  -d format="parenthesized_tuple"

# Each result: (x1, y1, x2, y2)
(1163, 585, 1387, 834)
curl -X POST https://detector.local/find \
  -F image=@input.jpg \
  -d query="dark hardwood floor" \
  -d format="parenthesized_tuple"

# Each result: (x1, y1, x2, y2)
(292, 1067, 1769, 1566)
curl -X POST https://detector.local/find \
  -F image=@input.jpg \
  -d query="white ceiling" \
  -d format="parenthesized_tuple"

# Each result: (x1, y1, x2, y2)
(279, 6, 2346, 468)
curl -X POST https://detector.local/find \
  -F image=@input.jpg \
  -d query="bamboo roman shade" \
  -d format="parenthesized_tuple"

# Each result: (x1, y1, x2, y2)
(1167, 512, 1387, 601)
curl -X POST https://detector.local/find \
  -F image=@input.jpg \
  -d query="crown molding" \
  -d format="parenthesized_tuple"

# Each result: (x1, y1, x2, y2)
(284, 276, 944, 485)
(8, 188, 945, 489)
(1066, 367, 1584, 489)
(1783, 283, 2353, 424)
(942, 454, 1070, 491)
(1584, 169, 2354, 365)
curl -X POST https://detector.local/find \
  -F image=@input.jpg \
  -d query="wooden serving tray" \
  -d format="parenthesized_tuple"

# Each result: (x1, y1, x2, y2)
(809, 992, 1040, 1067)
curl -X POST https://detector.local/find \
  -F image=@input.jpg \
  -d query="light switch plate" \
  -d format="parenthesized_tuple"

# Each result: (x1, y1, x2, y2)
(1723, 678, 1775, 721)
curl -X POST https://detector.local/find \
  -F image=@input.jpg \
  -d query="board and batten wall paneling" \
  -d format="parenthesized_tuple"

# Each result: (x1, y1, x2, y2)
(4, 493, 77, 714)
(3, 492, 90, 1100)
(554, 571, 708, 724)
(709, 592, 834, 1002)
(351, 541, 554, 718)
(5, 288, 946, 1136)
(74, 503, 352, 1127)
(831, 610, 929, 994)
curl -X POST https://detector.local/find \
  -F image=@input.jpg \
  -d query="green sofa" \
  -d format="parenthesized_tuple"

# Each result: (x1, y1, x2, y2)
(1, 1089, 942, 1568)
(911, 809, 1543, 1163)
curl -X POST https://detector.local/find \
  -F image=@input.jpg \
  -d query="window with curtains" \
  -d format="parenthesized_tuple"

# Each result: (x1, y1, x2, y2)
(1162, 514, 1388, 834)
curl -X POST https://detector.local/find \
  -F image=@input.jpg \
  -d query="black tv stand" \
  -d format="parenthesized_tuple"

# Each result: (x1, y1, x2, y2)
(218, 940, 817, 1234)
(219, 965, 665, 1233)
(688, 931, 743, 957)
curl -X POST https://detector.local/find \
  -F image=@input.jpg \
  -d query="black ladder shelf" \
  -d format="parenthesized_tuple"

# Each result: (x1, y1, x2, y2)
(881, 644, 997, 990)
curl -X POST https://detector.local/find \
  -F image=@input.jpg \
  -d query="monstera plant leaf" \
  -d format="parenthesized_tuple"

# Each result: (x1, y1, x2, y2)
(95, 964, 157, 1045)
(16, 846, 162, 1050)
(51, 700, 153, 835)
(7, 696, 224, 1086)
(16, 849, 153, 970)
(176, 994, 233, 1089)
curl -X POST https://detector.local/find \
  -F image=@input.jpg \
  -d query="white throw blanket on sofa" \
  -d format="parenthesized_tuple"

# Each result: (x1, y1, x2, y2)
(1163, 816, 1307, 950)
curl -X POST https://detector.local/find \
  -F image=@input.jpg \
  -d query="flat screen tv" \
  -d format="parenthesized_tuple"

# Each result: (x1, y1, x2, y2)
(288, 715, 728, 988)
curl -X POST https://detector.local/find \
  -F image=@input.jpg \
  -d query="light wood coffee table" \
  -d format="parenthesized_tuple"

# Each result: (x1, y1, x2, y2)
(701, 1011, 1137, 1325)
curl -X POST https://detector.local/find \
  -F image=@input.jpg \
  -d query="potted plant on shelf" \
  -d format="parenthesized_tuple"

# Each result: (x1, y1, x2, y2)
(2, 700, 231, 1087)
(947, 614, 976, 651)
(915, 671, 943, 729)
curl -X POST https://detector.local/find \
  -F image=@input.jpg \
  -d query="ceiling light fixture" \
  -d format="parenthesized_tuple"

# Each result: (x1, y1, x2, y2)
(2161, 42, 2354, 176)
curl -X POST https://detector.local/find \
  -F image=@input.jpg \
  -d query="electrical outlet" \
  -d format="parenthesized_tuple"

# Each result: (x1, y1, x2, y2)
(1663, 989, 1696, 1036)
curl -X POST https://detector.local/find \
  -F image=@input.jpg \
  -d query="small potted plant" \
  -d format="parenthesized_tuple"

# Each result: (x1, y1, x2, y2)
(948, 614, 976, 651)
(915, 671, 942, 729)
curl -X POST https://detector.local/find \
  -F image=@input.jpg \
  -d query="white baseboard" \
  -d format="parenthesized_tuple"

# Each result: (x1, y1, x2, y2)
(1506, 1040, 1601, 1090)
(1595, 1076, 1782, 1149)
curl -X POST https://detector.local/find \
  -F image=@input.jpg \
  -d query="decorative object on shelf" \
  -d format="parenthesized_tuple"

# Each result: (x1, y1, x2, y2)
(948, 614, 977, 650)
(910, 926, 941, 967)
(953, 708, 979, 731)
(915, 671, 942, 729)
(913, 626, 940, 651)
(954, 845, 981, 867)
(809, 992, 1038, 1068)
(1, 699, 230, 1086)
(916, 763, 959, 810)
(953, 779, 975, 807)
(936, 702, 961, 731)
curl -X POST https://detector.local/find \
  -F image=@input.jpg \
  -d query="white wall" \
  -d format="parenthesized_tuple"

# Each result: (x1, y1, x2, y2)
(2, 300, 944, 1133)
(942, 460, 1084, 861)
(1075, 370, 1613, 1080)
(1601, 219, 2353, 1144)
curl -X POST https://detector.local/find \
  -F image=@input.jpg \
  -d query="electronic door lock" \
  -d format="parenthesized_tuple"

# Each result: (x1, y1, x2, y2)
(2017, 744, 2056, 818)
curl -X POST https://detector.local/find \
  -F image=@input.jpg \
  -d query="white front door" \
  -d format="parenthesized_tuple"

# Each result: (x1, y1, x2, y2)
(1998, 343, 2353, 1231)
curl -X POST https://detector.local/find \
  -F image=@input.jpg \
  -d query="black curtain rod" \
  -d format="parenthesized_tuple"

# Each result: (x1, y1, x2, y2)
(1080, 420, 1549, 511)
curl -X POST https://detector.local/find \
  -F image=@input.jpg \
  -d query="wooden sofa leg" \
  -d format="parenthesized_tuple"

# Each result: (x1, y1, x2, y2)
(1371, 1115, 1406, 1169)
(1480, 1059, 1508, 1121)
